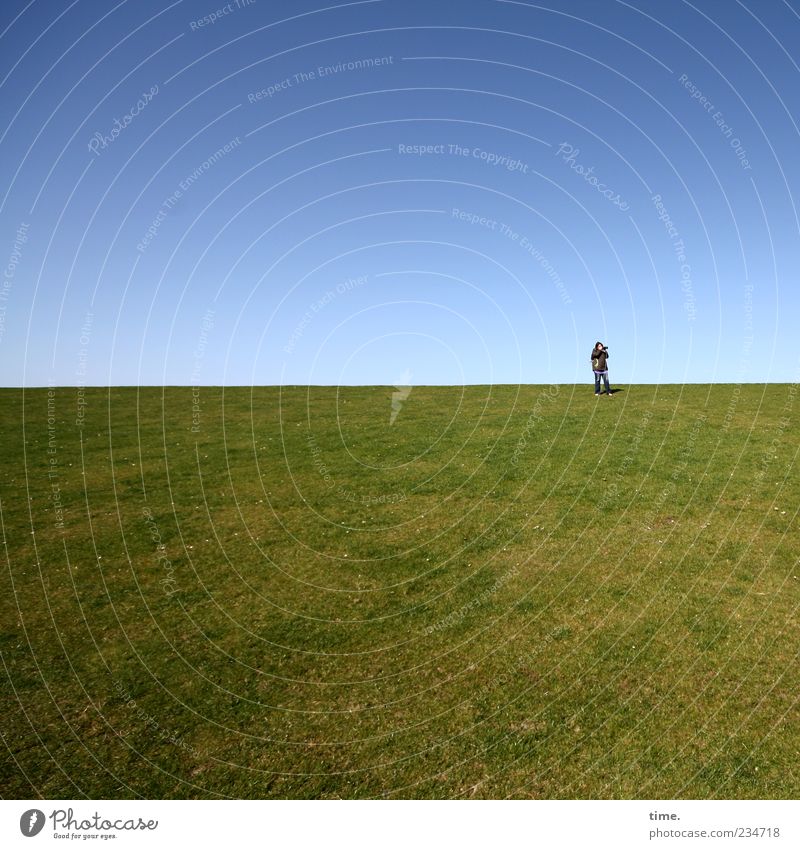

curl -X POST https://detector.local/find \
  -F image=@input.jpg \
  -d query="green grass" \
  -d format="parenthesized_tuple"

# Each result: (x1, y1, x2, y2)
(1, 384, 798, 798)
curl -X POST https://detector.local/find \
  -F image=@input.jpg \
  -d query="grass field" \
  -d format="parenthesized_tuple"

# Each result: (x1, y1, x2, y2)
(1, 384, 798, 799)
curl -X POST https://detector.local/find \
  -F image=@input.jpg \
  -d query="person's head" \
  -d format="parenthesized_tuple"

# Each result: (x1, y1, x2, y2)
(595, 341, 603, 350)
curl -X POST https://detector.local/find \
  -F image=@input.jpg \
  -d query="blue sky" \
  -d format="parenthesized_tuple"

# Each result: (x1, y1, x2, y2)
(1, 0, 799, 386)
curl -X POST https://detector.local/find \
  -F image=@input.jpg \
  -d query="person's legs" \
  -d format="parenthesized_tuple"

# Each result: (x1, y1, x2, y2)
(594, 372, 601, 395)
(603, 371, 611, 394)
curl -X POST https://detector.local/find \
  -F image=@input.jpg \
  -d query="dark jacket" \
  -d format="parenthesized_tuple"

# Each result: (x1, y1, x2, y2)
(591, 347, 609, 371)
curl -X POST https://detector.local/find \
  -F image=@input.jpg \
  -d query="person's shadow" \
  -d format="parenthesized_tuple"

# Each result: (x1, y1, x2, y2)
(607, 388, 623, 395)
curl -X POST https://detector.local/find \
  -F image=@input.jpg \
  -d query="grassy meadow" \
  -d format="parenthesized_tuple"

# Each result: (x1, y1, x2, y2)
(0, 383, 798, 798)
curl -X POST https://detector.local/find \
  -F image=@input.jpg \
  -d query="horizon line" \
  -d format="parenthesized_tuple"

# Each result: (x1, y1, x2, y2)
(1, 381, 794, 390)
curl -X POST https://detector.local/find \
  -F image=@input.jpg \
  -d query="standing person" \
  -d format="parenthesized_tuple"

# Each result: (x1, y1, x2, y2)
(591, 341, 611, 396)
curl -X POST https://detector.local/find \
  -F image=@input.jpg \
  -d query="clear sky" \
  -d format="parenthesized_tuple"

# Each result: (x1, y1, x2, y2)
(1, 0, 799, 386)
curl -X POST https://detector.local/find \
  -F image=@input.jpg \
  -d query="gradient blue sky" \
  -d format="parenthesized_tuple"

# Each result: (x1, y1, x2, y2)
(1, 0, 799, 386)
